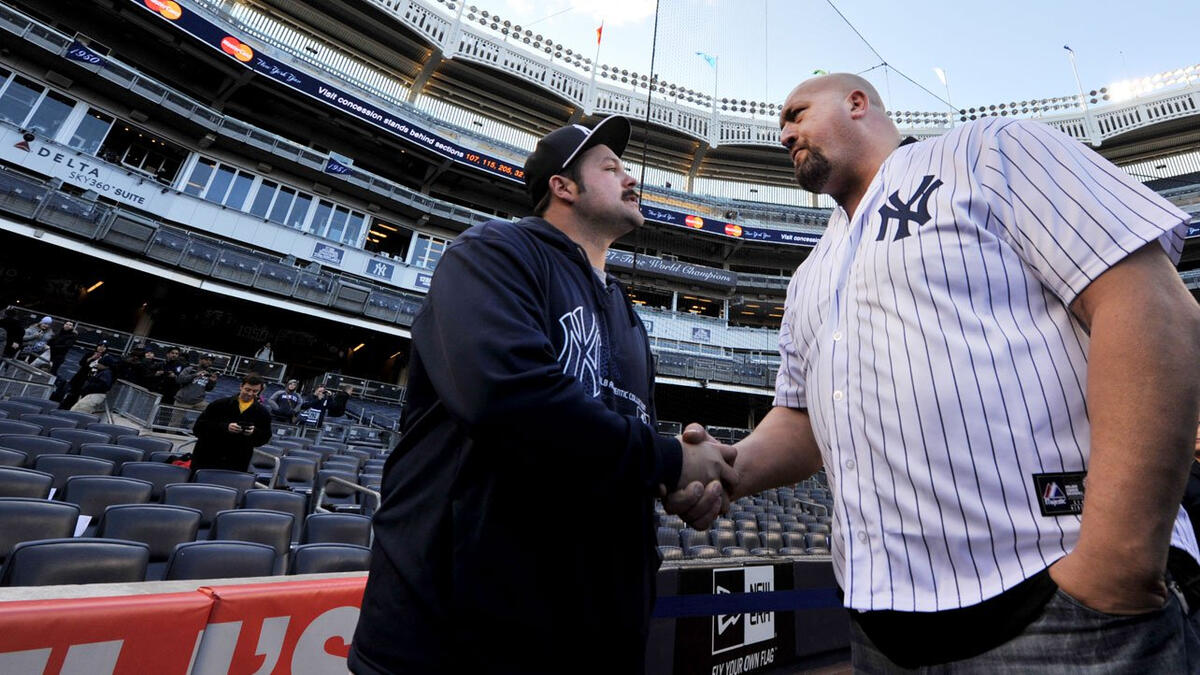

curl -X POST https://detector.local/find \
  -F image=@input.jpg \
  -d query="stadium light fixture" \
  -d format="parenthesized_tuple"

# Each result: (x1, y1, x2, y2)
(85, 281, 104, 293)
(352, 343, 365, 353)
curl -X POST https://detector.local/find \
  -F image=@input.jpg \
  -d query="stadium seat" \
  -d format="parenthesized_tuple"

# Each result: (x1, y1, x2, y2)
(734, 520, 758, 534)
(119, 462, 190, 502)
(301, 512, 371, 547)
(307, 445, 339, 461)
(163, 540, 277, 581)
(209, 509, 294, 574)
(658, 514, 685, 530)
(312, 469, 362, 512)
(709, 529, 738, 555)
(656, 526, 680, 548)
(321, 458, 360, 473)
(250, 445, 285, 483)
(85, 423, 140, 441)
(0, 538, 150, 586)
(760, 531, 784, 554)
(0, 466, 53, 498)
(116, 435, 174, 456)
(147, 451, 178, 463)
(19, 413, 78, 433)
(62, 475, 154, 534)
(79, 444, 145, 471)
(47, 410, 101, 426)
(0, 434, 72, 466)
(804, 533, 830, 553)
(288, 543, 371, 574)
(48, 428, 112, 454)
(6, 397, 57, 413)
(0, 420, 47, 437)
(192, 469, 256, 499)
(0, 401, 42, 419)
(807, 523, 831, 535)
(242, 488, 307, 544)
(679, 528, 718, 558)
(286, 448, 322, 463)
(162, 483, 239, 539)
(736, 531, 763, 551)
(0, 447, 27, 466)
(0, 498, 79, 565)
(657, 545, 683, 561)
(711, 518, 735, 531)
(98, 504, 202, 580)
(34, 454, 116, 494)
(760, 521, 784, 534)
(275, 456, 317, 491)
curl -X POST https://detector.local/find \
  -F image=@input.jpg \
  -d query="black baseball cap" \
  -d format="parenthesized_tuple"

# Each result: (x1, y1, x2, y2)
(523, 116, 632, 208)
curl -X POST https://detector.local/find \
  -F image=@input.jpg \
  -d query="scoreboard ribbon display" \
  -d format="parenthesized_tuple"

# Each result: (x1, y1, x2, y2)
(134, 0, 525, 184)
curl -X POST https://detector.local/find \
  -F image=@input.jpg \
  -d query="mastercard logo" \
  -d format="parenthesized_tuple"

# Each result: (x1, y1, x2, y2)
(684, 215, 704, 229)
(724, 223, 743, 238)
(144, 0, 182, 20)
(221, 36, 254, 63)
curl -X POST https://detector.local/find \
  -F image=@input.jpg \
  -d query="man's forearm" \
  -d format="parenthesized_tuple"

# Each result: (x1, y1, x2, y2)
(731, 406, 823, 500)
(1075, 274, 1200, 579)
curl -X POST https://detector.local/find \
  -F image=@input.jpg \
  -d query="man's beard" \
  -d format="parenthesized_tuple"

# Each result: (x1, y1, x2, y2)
(794, 147, 832, 193)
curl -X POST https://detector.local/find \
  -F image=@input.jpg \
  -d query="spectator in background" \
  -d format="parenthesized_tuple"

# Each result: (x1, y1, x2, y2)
(299, 384, 330, 427)
(175, 355, 218, 411)
(254, 341, 274, 362)
(156, 347, 186, 405)
(326, 384, 352, 419)
(17, 316, 53, 363)
(58, 342, 108, 409)
(69, 354, 118, 413)
(268, 378, 303, 424)
(0, 308, 23, 357)
(189, 374, 272, 473)
(117, 347, 153, 387)
(44, 320, 77, 375)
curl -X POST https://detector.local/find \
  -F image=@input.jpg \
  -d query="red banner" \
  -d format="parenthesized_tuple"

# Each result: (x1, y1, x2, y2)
(192, 577, 366, 675)
(0, 592, 213, 674)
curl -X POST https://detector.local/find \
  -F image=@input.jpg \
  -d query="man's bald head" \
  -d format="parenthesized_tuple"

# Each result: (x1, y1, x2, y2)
(780, 73, 886, 127)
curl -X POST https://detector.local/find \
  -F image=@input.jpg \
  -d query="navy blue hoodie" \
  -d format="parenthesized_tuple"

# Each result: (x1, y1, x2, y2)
(351, 217, 683, 674)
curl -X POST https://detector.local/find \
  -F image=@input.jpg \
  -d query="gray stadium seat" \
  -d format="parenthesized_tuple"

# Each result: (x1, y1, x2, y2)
(34, 454, 116, 494)
(680, 528, 719, 558)
(163, 483, 238, 539)
(116, 435, 174, 456)
(98, 503, 202, 580)
(709, 529, 738, 555)
(7, 397, 57, 413)
(84, 423, 140, 441)
(274, 457, 316, 491)
(0, 420, 47, 437)
(62, 475, 154, 529)
(760, 531, 783, 554)
(0, 497, 79, 565)
(0, 401, 42, 419)
(0, 538, 149, 586)
(657, 545, 684, 560)
(312, 469, 361, 512)
(301, 512, 371, 547)
(163, 540, 276, 581)
(0, 447, 27, 466)
(242, 488, 307, 544)
(192, 469, 256, 500)
(0, 466, 53, 498)
(209, 509, 294, 574)
(288, 543, 371, 574)
(656, 526, 680, 548)
(48, 428, 112, 454)
(119, 462, 190, 502)
(19, 413, 78, 434)
(0, 434, 72, 466)
(79, 444, 145, 471)
(804, 532, 830, 553)
(46, 410, 101, 426)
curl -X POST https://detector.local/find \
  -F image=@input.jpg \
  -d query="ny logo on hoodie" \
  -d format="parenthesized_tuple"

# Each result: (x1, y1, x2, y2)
(557, 306, 602, 397)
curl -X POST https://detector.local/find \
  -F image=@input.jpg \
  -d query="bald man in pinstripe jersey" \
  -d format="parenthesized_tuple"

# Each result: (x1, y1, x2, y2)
(669, 73, 1200, 671)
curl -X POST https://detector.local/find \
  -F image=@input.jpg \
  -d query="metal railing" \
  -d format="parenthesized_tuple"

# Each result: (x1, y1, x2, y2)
(106, 379, 162, 427)
(0, 357, 55, 385)
(0, 375, 54, 400)
(313, 474, 382, 516)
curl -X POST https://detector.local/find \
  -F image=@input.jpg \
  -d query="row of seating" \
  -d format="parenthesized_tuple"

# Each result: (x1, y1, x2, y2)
(658, 527, 830, 559)
(0, 495, 373, 585)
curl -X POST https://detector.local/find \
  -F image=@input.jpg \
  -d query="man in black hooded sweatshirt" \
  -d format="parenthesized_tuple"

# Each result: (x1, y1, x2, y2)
(350, 117, 738, 674)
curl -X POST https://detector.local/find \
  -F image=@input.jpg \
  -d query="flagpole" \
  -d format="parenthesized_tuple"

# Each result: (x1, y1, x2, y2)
(585, 21, 603, 115)
(1064, 45, 1098, 145)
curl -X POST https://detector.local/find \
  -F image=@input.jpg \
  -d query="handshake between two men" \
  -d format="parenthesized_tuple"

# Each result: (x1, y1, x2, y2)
(663, 423, 739, 530)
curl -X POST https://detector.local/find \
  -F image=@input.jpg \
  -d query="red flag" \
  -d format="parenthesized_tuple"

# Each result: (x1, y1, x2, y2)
(596, 21, 603, 45)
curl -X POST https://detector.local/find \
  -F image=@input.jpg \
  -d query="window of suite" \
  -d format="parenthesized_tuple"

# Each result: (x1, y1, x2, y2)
(97, 123, 187, 184)
(68, 108, 115, 156)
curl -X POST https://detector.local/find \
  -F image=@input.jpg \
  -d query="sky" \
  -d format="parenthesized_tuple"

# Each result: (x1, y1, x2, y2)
(462, 0, 1200, 116)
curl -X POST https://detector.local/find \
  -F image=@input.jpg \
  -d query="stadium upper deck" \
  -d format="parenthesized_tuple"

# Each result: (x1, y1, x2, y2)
(0, 0, 1198, 371)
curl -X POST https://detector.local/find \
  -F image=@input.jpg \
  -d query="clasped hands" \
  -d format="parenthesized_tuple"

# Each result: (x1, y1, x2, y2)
(659, 423, 738, 530)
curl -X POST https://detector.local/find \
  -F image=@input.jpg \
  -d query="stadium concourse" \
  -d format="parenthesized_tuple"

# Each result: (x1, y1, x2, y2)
(0, 0, 1198, 672)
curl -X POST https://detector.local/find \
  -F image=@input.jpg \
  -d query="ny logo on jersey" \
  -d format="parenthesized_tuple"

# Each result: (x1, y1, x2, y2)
(557, 306, 602, 397)
(875, 174, 943, 241)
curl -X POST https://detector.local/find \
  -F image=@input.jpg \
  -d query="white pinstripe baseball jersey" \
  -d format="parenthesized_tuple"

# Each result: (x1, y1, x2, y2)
(774, 118, 1194, 612)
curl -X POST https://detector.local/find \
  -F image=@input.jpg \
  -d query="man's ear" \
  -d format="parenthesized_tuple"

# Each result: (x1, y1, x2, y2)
(847, 89, 870, 119)
(548, 174, 577, 204)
